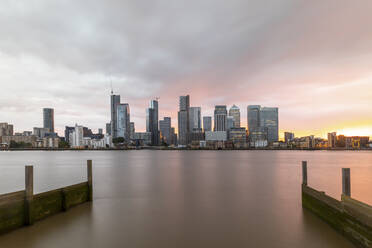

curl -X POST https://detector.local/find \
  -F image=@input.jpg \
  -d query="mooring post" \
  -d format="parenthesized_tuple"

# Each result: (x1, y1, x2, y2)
(25, 165, 34, 225)
(342, 168, 351, 197)
(302, 161, 307, 186)
(87, 160, 93, 201)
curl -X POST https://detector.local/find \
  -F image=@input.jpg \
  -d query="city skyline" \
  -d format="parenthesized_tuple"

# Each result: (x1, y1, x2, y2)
(1, 1, 372, 139)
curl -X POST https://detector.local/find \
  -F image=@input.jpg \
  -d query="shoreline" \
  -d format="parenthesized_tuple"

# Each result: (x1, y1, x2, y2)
(1, 147, 371, 151)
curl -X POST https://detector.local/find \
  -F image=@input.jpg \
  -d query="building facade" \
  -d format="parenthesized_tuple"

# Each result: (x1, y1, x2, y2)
(284, 132, 295, 143)
(69, 124, 84, 148)
(247, 105, 279, 144)
(214, 105, 227, 131)
(43, 108, 54, 133)
(0, 123, 14, 136)
(159, 117, 171, 145)
(229, 105, 240, 128)
(117, 103, 130, 141)
(189, 107, 201, 131)
(203, 116, 212, 132)
(110, 94, 121, 138)
(146, 99, 159, 145)
(328, 132, 337, 148)
(178, 95, 190, 146)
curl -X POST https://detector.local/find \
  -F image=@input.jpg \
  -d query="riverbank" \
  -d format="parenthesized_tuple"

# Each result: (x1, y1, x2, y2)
(1, 147, 372, 151)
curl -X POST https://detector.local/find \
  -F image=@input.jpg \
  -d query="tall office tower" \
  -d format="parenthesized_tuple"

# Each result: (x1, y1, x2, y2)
(328, 132, 337, 148)
(247, 105, 261, 134)
(229, 105, 240, 128)
(146, 99, 159, 145)
(178, 95, 190, 146)
(203, 116, 212, 132)
(227, 116, 235, 130)
(189, 107, 201, 131)
(130, 122, 135, 140)
(247, 105, 279, 143)
(110, 94, 121, 138)
(43, 108, 54, 133)
(117, 104, 130, 141)
(214, 105, 227, 131)
(159, 117, 171, 144)
(260, 107, 278, 143)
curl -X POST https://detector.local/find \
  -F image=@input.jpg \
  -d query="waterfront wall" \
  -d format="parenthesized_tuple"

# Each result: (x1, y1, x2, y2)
(0, 160, 93, 234)
(301, 161, 372, 248)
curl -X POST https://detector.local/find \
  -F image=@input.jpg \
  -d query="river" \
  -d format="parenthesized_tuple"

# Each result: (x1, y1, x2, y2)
(0, 150, 371, 247)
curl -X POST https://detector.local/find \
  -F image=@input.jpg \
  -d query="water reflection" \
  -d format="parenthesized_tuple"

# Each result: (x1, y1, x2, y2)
(0, 150, 368, 247)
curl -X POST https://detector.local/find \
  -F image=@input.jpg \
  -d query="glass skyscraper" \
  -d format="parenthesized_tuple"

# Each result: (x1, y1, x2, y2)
(178, 95, 190, 146)
(203, 116, 212, 132)
(43, 108, 54, 133)
(247, 105, 278, 143)
(189, 107, 201, 131)
(214, 105, 227, 131)
(117, 103, 130, 141)
(110, 94, 121, 138)
(146, 99, 159, 145)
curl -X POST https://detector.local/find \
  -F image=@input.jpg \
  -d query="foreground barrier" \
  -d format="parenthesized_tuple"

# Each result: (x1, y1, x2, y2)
(301, 161, 372, 248)
(0, 160, 93, 234)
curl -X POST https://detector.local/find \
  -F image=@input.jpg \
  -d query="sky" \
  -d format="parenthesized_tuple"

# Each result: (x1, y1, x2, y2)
(1, 0, 372, 139)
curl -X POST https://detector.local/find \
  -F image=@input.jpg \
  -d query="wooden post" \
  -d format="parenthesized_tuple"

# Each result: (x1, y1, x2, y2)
(342, 168, 351, 197)
(25, 165, 34, 225)
(87, 160, 93, 201)
(302, 161, 307, 186)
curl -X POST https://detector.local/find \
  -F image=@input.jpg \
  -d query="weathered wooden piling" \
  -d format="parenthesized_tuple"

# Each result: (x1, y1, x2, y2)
(302, 164, 372, 248)
(0, 160, 93, 234)
(302, 161, 307, 186)
(25, 165, 34, 225)
(87, 160, 93, 201)
(342, 168, 351, 197)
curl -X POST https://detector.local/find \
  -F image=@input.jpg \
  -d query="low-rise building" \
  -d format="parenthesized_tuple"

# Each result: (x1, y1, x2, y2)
(205, 131, 227, 142)
(1, 135, 38, 147)
(228, 127, 247, 148)
(133, 132, 152, 146)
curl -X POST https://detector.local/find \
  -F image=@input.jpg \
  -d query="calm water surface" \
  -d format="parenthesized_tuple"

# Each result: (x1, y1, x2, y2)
(0, 150, 371, 248)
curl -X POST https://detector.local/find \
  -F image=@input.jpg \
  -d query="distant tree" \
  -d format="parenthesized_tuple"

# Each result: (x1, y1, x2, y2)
(59, 140, 70, 148)
(9, 141, 32, 148)
(113, 137, 125, 144)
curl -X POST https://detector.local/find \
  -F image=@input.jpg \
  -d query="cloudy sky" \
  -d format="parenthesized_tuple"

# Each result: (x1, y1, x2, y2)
(1, 0, 372, 138)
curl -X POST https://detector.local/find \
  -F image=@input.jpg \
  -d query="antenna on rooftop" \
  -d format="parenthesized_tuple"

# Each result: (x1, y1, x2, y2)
(109, 76, 114, 95)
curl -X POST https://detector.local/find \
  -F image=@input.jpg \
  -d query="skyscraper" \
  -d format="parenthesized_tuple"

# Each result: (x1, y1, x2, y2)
(203, 116, 212, 132)
(110, 94, 121, 138)
(178, 95, 190, 146)
(43, 108, 54, 133)
(247, 105, 279, 143)
(146, 99, 159, 145)
(229, 105, 240, 128)
(227, 116, 235, 130)
(159, 117, 171, 144)
(260, 107, 279, 143)
(214, 105, 227, 131)
(189, 107, 201, 131)
(117, 103, 130, 141)
(247, 105, 261, 134)
(130, 122, 135, 140)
